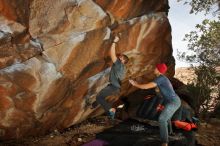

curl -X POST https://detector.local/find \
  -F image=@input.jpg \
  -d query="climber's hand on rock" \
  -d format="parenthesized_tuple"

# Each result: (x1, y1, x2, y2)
(113, 35, 120, 43)
(129, 79, 137, 86)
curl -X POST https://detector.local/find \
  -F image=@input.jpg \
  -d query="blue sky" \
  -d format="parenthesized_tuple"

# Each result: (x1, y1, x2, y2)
(168, 0, 215, 68)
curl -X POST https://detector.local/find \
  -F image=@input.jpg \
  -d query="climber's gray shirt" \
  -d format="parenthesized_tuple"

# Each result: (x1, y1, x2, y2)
(109, 59, 126, 88)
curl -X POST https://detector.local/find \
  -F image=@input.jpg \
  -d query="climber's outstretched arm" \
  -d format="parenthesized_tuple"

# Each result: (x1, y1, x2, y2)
(110, 36, 119, 63)
(129, 79, 157, 90)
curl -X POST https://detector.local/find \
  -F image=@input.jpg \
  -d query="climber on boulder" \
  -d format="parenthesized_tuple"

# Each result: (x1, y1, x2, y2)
(129, 63, 181, 146)
(91, 35, 129, 120)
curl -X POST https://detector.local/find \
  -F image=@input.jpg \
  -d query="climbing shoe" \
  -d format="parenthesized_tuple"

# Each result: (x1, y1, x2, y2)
(108, 111, 116, 120)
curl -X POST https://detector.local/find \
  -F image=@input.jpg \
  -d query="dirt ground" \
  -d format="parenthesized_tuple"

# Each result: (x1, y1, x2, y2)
(196, 118, 220, 146)
(0, 117, 220, 146)
(0, 116, 115, 146)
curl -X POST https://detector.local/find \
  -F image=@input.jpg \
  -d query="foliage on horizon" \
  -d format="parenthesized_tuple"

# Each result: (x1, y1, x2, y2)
(177, 0, 220, 15)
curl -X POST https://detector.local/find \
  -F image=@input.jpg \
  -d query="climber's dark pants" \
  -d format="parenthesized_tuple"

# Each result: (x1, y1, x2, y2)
(96, 84, 120, 113)
(158, 96, 181, 143)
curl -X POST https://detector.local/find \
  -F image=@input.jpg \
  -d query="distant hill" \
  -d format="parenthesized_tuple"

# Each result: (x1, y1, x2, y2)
(174, 67, 196, 85)
(175, 66, 220, 84)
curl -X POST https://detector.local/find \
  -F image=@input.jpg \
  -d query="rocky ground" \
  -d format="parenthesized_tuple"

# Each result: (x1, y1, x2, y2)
(195, 118, 220, 146)
(1, 115, 219, 146)
(0, 116, 113, 146)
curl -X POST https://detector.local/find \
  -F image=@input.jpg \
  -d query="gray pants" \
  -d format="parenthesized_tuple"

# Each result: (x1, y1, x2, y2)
(158, 96, 181, 143)
(96, 84, 120, 113)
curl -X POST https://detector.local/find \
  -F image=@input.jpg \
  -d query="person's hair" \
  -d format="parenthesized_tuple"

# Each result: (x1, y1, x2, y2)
(121, 54, 129, 64)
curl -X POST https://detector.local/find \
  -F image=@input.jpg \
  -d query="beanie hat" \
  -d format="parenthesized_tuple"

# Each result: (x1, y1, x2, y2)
(156, 63, 167, 74)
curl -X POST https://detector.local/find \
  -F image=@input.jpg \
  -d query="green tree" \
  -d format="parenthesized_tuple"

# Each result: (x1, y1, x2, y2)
(179, 19, 220, 65)
(185, 66, 219, 117)
(177, 0, 220, 118)
(178, 0, 220, 14)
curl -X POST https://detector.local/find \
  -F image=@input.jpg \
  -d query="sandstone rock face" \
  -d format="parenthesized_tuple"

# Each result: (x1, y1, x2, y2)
(0, 0, 173, 140)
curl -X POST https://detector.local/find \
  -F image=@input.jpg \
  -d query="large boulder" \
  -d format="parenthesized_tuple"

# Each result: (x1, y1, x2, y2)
(0, 0, 174, 140)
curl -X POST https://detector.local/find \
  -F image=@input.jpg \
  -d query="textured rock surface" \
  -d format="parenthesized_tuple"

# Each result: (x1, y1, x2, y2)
(0, 0, 174, 140)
